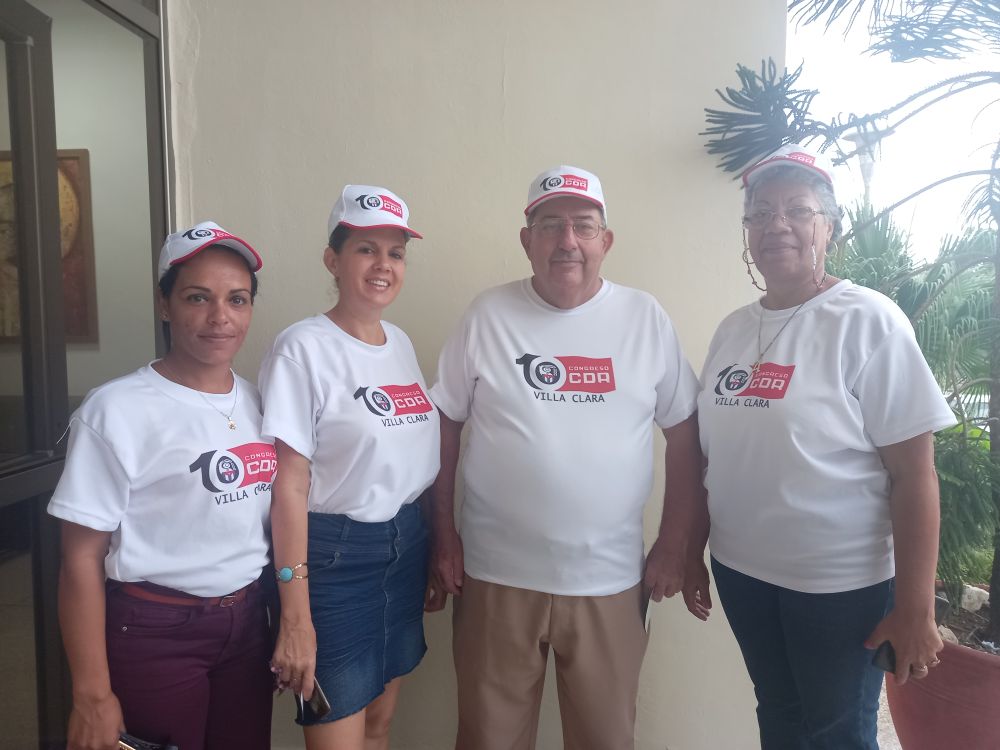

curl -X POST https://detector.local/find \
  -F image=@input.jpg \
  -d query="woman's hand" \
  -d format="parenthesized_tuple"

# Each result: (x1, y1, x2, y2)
(271, 616, 317, 700)
(874, 433, 944, 685)
(66, 690, 124, 750)
(865, 606, 943, 685)
(681, 555, 712, 621)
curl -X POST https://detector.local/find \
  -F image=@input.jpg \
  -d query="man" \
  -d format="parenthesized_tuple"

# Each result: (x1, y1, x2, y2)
(428, 165, 703, 750)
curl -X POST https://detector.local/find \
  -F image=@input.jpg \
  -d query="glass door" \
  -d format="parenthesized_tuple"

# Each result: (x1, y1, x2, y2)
(0, 1, 167, 746)
(0, 3, 69, 748)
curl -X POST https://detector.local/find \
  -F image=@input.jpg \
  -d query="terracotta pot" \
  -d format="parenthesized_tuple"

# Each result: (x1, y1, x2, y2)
(886, 640, 1000, 749)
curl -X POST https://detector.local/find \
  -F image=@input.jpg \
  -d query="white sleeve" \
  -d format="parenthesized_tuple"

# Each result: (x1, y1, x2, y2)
(653, 313, 700, 429)
(259, 352, 319, 460)
(47, 418, 129, 532)
(852, 326, 957, 446)
(429, 313, 475, 422)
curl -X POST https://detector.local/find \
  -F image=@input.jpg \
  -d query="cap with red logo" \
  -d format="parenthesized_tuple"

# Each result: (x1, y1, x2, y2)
(742, 144, 835, 189)
(327, 185, 423, 240)
(525, 165, 607, 221)
(158, 220, 262, 281)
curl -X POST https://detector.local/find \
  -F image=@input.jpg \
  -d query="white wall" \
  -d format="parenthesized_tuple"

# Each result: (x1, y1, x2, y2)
(168, 2, 787, 748)
(0, 0, 154, 398)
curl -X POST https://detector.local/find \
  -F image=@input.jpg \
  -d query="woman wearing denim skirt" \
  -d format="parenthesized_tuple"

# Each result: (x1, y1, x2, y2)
(260, 184, 440, 750)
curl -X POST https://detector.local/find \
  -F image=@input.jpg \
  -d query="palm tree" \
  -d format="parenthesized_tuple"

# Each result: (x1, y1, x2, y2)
(702, 0, 1000, 639)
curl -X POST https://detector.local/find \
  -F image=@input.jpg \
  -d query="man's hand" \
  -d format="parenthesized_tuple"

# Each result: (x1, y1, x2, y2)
(430, 525, 464, 599)
(643, 537, 685, 602)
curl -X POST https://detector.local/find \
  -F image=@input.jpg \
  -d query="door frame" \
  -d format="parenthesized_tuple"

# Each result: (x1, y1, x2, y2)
(0, 1, 168, 745)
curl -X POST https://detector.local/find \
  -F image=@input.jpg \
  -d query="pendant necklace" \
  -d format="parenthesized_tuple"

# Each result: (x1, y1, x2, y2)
(752, 299, 808, 376)
(157, 360, 239, 430)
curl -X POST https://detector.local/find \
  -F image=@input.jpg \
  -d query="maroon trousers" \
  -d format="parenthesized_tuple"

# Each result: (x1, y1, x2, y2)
(105, 582, 273, 750)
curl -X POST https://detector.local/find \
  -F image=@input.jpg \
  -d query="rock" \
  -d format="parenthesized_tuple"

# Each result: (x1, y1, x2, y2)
(938, 625, 959, 644)
(960, 585, 990, 612)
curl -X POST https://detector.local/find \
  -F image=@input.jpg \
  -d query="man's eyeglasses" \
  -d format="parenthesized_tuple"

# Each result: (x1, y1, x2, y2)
(528, 218, 605, 240)
(743, 207, 825, 229)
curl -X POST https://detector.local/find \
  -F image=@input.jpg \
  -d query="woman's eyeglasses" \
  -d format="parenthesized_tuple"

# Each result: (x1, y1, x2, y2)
(743, 207, 825, 228)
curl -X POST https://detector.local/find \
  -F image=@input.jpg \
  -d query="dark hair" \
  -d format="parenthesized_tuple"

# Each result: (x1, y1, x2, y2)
(327, 223, 353, 254)
(744, 165, 844, 242)
(158, 245, 258, 349)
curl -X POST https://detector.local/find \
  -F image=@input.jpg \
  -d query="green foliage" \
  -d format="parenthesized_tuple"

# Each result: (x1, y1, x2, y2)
(834, 205, 999, 590)
(936, 427, 999, 593)
(827, 203, 912, 290)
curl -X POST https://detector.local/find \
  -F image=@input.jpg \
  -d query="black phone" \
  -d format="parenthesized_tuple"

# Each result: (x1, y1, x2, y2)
(119, 733, 179, 750)
(296, 678, 332, 721)
(871, 593, 950, 673)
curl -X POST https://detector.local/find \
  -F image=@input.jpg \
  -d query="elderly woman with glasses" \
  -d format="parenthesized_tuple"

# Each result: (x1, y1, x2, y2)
(684, 144, 955, 749)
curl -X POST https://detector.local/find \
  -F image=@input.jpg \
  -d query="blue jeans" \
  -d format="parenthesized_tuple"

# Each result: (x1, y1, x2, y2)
(711, 558, 892, 750)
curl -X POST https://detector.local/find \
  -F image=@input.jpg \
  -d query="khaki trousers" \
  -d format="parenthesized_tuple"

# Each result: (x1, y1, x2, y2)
(453, 576, 649, 750)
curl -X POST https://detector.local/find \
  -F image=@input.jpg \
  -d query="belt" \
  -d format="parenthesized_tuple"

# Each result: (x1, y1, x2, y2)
(119, 580, 257, 608)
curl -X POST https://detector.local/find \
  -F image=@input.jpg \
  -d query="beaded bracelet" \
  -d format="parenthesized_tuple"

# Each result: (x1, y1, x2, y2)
(275, 562, 308, 583)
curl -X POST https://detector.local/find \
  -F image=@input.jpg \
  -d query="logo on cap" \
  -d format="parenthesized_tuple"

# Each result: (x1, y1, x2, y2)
(355, 194, 404, 219)
(183, 227, 216, 241)
(181, 227, 235, 243)
(784, 152, 816, 167)
(540, 174, 589, 193)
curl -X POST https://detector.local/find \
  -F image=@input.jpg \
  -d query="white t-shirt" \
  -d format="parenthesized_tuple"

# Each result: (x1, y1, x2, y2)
(698, 281, 956, 593)
(259, 315, 440, 522)
(48, 365, 276, 597)
(431, 279, 699, 596)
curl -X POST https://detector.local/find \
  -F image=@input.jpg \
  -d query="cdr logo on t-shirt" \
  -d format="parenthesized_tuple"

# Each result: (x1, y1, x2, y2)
(714, 362, 795, 406)
(354, 383, 433, 426)
(515, 353, 616, 404)
(189, 442, 277, 504)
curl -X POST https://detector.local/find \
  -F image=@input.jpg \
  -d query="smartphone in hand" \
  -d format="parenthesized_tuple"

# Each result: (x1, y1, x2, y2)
(870, 593, 950, 673)
(296, 678, 332, 721)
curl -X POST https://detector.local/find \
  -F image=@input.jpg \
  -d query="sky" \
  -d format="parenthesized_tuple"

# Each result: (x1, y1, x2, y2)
(785, 16, 999, 260)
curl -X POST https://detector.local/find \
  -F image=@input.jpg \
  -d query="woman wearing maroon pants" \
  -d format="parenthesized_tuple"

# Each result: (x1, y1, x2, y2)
(49, 222, 276, 750)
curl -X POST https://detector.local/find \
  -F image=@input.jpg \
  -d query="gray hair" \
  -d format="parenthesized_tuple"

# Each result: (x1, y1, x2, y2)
(744, 165, 844, 243)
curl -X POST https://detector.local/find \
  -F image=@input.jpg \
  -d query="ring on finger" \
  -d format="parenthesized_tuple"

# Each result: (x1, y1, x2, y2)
(911, 664, 929, 673)
(929, 658, 941, 667)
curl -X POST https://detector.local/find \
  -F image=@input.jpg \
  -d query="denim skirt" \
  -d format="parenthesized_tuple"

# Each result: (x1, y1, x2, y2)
(301, 501, 428, 724)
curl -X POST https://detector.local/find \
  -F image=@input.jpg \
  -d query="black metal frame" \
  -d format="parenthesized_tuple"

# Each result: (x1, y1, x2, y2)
(0, 1, 167, 746)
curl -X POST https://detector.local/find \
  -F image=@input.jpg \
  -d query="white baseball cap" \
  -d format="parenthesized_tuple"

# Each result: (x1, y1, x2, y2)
(742, 144, 835, 188)
(158, 220, 262, 281)
(327, 185, 422, 240)
(525, 165, 607, 221)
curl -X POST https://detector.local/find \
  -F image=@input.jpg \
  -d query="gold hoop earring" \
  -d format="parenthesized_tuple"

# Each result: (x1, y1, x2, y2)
(742, 230, 766, 292)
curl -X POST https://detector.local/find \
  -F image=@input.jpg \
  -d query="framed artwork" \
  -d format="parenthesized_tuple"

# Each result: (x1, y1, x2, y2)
(0, 148, 98, 344)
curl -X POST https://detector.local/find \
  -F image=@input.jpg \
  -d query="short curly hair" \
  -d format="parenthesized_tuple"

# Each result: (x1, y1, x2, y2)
(744, 165, 844, 243)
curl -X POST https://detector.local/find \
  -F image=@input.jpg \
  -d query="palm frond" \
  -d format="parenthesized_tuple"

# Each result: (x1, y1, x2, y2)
(701, 59, 833, 175)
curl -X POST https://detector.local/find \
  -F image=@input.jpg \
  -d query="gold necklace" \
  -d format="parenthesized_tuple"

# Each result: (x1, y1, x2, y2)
(752, 300, 808, 376)
(156, 360, 239, 430)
